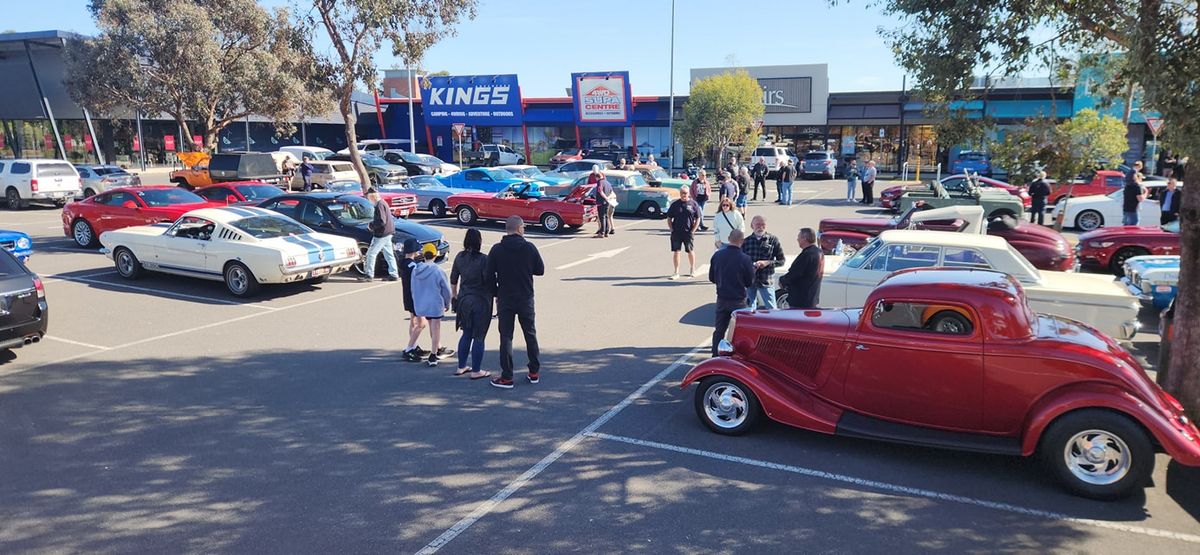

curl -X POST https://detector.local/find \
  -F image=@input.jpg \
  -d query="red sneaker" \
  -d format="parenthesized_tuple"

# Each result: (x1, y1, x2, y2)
(490, 377, 514, 389)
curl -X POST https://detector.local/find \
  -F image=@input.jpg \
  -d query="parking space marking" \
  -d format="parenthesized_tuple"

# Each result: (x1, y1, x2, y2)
(41, 270, 117, 284)
(44, 335, 112, 351)
(50, 275, 279, 310)
(45, 246, 104, 254)
(584, 432, 1200, 546)
(0, 282, 390, 379)
(416, 337, 712, 555)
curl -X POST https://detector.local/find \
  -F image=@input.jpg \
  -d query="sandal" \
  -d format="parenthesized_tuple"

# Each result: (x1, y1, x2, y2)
(452, 368, 470, 376)
(469, 371, 492, 380)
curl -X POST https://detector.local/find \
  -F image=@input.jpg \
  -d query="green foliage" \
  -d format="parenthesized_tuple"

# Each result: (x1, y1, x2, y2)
(988, 119, 1057, 186)
(992, 110, 1127, 186)
(66, 0, 325, 152)
(303, 0, 477, 188)
(678, 71, 764, 166)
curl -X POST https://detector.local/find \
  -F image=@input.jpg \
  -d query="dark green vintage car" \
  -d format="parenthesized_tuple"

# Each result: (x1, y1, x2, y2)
(899, 179, 1025, 220)
(543, 170, 678, 218)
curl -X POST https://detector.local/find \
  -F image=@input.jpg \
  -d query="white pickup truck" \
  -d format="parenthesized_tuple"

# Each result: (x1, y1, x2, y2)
(1, 159, 83, 210)
(465, 144, 525, 166)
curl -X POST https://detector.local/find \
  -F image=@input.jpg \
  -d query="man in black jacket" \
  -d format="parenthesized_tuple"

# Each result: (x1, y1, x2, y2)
(1027, 171, 1051, 225)
(487, 216, 546, 389)
(751, 159, 768, 201)
(359, 187, 398, 282)
(708, 229, 754, 356)
(1156, 177, 1183, 225)
(778, 228, 823, 309)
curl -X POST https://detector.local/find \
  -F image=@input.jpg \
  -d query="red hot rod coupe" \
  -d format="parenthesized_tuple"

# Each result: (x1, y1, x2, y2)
(682, 268, 1199, 499)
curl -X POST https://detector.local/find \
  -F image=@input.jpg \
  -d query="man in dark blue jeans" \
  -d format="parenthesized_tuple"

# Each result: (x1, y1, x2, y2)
(1123, 161, 1145, 225)
(708, 229, 755, 356)
(487, 216, 545, 389)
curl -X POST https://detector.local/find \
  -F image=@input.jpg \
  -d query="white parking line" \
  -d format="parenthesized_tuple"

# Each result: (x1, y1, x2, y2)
(416, 337, 712, 554)
(43, 335, 112, 351)
(46, 246, 102, 253)
(40, 270, 117, 284)
(787, 188, 831, 209)
(0, 282, 390, 379)
(50, 275, 279, 309)
(584, 432, 1200, 545)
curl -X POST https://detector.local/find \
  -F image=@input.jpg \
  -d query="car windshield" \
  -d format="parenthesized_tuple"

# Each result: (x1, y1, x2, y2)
(647, 168, 670, 180)
(560, 149, 580, 155)
(486, 168, 517, 180)
(420, 154, 447, 165)
(136, 189, 205, 206)
(230, 215, 312, 238)
(843, 237, 884, 269)
(360, 154, 388, 166)
(234, 185, 283, 201)
(1005, 243, 1042, 282)
(325, 180, 363, 193)
(327, 196, 374, 224)
(511, 167, 543, 178)
(804, 153, 830, 160)
(399, 152, 424, 163)
(93, 166, 126, 175)
(36, 163, 78, 177)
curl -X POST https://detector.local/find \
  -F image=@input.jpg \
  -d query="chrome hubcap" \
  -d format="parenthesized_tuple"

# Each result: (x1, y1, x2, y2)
(458, 209, 471, 223)
(1064, 429, 1131, 485)
(1079, 212, 1100, 230)
(546, 216, 560, 230)
(703, 382, 748, 429)
(74, 222, 92, 245)
(117, 252, 134, 275)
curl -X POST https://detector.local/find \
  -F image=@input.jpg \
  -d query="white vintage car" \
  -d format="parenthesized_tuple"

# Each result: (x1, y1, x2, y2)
(99, 206, 360, 297)
(1050, 182, 1172, 231)
(820, 230, 1141, 340)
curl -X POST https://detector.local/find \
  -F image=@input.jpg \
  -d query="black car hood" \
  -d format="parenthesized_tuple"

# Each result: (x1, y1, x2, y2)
(346, 220, 443, 244)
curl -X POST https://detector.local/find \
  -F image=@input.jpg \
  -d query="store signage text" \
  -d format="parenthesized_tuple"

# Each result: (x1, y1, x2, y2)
(572, 71, 633, 126)
(420, 74, 523, 126)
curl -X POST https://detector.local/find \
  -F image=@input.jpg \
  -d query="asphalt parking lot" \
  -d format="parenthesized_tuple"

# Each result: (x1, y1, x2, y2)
(1, 181, 1196, 553)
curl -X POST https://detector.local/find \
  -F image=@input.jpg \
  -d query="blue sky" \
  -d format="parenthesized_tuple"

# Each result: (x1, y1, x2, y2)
(7, 0, 912, 96)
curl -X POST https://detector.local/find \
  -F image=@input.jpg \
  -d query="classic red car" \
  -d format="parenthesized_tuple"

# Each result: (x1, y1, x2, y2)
(192, 182, 286, 205)
(879, 175, 1029, 210)
(448, 182, 597, 233)
(818, 204, 1075, 271)
(683, 268, 1200, 499)
(62, 186, 221, 248)
(1048, 169, 1125, 204)
(322, 179, 418, 218)
(1075, 222, 1181, 274)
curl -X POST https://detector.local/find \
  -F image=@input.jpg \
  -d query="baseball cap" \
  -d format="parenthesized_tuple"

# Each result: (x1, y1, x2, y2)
(402, 238, 422, 254)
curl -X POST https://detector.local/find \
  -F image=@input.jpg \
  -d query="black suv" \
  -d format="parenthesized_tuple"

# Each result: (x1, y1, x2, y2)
(0, 248, 47, 353)
(383, 151, 442, 176)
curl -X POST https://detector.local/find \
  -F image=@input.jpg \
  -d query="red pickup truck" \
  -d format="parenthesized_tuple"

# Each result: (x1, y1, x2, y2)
(1047, 170, 1125, 204)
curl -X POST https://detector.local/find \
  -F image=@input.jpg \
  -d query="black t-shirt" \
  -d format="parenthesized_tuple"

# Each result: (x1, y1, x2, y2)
(1123, 181, 1143, 212)
(667, 199, 702, 234)
(400, 257, 420, 310)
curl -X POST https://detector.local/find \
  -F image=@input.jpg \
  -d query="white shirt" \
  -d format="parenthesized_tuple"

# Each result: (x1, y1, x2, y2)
(713, 209, 745, 245)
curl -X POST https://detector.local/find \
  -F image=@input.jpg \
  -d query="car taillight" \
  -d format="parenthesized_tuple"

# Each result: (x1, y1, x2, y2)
(33, 276, 45, 299)
(284, 256, 298, 268)
(344, 246, 358, 258)
(30, 179, 38, 192)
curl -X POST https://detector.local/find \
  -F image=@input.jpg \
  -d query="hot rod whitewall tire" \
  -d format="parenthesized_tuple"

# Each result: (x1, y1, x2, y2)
(1039, 409, 1154, 500)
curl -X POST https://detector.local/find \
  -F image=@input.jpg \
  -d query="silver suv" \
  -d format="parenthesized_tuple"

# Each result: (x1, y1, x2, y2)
(801, 151, 837, 179)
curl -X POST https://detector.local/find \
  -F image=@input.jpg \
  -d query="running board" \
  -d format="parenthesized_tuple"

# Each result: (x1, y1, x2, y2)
(835, 411, 1022, 456)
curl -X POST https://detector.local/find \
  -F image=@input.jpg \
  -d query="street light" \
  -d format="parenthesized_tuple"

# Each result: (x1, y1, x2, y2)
(667, 0, 676, 171)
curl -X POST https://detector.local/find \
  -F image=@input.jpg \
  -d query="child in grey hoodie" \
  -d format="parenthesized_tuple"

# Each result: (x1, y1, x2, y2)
(411, 251, 452, 366)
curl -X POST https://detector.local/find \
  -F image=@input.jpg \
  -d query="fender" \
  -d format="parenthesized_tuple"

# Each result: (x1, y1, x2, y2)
(1021, 383, 1200, 465)
(682, 357, 842, 434)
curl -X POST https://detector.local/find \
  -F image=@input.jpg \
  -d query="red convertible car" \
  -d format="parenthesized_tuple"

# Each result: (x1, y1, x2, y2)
(1075, 222, 1181, 274)
(818, 205, 1075, 271)
(62, 186, 221, 248)
(880, 175, 1029, 210)
(448, 183, 597, 233)
(683, 268, 1200, 499)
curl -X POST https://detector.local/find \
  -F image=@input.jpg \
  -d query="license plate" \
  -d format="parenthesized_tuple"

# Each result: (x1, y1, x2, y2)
(310, 267, 331, 277)
(1155, 285, 1173, 293)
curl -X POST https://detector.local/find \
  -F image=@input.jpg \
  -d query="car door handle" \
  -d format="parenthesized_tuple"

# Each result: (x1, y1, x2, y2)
(855, 344, 869, 351)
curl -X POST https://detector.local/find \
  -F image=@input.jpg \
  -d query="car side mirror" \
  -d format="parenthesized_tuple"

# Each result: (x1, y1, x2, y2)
(318, 221, 334, 229)
(122, 200, 138, 209)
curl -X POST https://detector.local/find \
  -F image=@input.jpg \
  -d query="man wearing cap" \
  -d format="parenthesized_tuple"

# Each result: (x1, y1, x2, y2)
(359, 187, 398, 283)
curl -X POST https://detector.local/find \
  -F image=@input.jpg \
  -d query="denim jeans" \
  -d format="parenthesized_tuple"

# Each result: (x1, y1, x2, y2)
(846, 179, 857, 201)
(457, 327, 486, 372)
(780, 181, 793, 205)
(695, 195, 708, 228)
(747, 285, 776, 310)
(364, 235, 397, 278)
(1122, 211, 1139, 226)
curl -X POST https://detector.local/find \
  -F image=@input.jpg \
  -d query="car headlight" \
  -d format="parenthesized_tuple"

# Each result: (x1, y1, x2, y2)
(16, 237, 32, 249)
(1088, 241, 1114, 248)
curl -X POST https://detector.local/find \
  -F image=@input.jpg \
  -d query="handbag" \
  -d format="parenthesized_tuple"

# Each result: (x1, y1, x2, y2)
(606, 192, 618, 207)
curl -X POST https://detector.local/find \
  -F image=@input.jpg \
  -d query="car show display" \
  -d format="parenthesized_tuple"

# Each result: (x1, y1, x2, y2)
(554, 170, 677, 218)
(449, 182, 597, 233)
(819, 230, 1141, 340)
(376, 175, 482, 217)
(1121, 255, 1179, 310)
(898, 178, 1027, 220)
(1074, 221, 1181, 274)
(1051, 182, 1176, 231)
(437, 167, 536, 193)
(62, 186, 221, 248)
(0, 229, 33, 263)
(684, 268, 1200, 499)
(99, 206, 360, 297)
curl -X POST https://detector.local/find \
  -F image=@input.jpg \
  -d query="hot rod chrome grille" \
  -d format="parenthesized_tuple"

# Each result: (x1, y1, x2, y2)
(755, 335, 826, 380)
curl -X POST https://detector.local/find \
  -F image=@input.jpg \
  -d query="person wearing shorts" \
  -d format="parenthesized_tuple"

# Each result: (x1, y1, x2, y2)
(667, 185, 702, 280)
(411, 250, 452, 367)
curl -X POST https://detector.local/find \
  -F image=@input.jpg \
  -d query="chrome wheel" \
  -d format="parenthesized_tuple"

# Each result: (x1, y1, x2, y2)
(1076, 210, 1103, 231)
(430, 199, 446, 217)
(1064, 429, 1131, 486)
(73, 220, 95, 248)
(542, 213, 562, 232)
(702, 381, 749, 430)
(456, 206, 476, 225)
(115, 248, 140, 278)
(224, 262, 258, 297)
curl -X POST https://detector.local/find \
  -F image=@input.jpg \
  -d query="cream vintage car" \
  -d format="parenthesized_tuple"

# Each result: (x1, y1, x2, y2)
(291, 160, 360, 190)
(819, 229, 1141, 340)
(99, 206, 360, 297)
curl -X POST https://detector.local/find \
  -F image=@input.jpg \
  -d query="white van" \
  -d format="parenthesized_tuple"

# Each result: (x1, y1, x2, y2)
(1, 159, 83, 210)
(279, 146, 335, 161)
(337, 139, 415, 156)
(749, 146, 790, 175)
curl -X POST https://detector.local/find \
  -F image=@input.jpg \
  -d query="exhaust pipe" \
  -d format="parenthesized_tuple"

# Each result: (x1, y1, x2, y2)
(31, 336, 40, 343)
(23, 337, 32, 345)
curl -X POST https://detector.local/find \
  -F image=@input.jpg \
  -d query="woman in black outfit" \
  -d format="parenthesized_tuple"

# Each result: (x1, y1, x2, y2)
(450, 228, 492, 380)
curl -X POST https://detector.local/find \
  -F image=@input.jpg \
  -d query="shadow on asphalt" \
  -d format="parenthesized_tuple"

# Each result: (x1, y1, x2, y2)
(1167, 461, 1200, 522)
(0, 344, 699, 552)
(42, 267, 338, 306)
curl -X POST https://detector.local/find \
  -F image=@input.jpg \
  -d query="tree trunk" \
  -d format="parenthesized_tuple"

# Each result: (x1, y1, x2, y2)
(1165, 149, 1200, 420)
(338, 89, 371, 192)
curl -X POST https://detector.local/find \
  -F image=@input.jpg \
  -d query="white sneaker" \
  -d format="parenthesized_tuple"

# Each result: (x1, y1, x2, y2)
(668, 273, 680, 281)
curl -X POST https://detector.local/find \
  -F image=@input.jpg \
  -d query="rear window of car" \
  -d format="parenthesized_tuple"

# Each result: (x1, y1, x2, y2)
(35, 163, 77, 177)
(136, 189, 205, 206)
(94, 166, 125, 175)
(331, 163, 354, 173)
(960, 152, 988, 161)
(804, 153, 831, 160)
(754, 148, 776, 157)
(0, 249, 27, 277)
(231, 215, 311, 238)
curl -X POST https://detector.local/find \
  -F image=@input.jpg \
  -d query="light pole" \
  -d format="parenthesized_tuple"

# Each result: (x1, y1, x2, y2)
(408, 63, 418, 154)
(667, 0, 676, 171)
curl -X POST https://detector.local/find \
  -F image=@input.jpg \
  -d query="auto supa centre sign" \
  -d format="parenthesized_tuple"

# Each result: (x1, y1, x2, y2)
(572, 71, 633, 126)
(419, 74, 523, 126)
